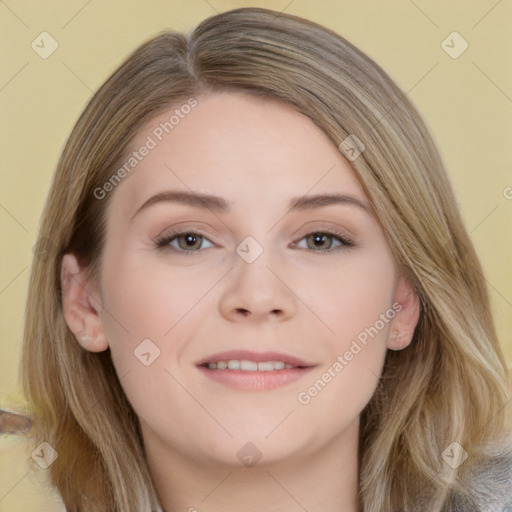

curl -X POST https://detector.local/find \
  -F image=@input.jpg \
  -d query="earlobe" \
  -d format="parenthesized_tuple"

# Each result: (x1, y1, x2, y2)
(61, 253, 109, 352)
(387, 275, 420, 351)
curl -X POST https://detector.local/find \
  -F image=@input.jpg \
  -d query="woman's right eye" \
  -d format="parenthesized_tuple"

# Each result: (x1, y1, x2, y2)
(155, 231, 214, 254)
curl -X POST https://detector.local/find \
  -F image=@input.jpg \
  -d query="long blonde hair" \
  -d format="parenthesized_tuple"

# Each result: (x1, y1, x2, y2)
(21, 7, 511, 511)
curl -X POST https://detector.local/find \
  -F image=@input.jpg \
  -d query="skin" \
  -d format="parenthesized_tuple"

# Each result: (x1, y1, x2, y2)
(61, 91, 420, 512)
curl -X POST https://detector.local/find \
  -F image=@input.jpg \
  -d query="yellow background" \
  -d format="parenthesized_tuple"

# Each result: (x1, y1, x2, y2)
(1, 1, 511, 510)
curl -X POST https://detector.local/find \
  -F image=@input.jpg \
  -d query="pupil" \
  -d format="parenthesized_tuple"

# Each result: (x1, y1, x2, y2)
(312, 233, 329, 249)
(179, 234, 201, 250)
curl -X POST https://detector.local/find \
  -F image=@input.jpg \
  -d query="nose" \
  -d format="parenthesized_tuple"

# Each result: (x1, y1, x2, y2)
(218, 245, 297, 323)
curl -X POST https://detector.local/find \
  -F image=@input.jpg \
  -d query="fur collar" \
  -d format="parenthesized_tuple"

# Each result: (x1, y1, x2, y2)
(446, 436, 512, 511)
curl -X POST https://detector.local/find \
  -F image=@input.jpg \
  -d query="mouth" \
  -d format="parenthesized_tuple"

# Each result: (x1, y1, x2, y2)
(196, 350, 316, 391)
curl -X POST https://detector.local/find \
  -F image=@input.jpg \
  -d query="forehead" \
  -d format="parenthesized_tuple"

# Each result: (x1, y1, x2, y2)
(111, 91, 366, 213)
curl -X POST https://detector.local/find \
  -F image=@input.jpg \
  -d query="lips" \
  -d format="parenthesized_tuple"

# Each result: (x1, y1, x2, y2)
(196, 350, 316, 391)
(196, 350, 314, 368)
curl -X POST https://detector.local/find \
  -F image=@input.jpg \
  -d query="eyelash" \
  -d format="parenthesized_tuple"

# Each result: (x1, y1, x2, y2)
(154, 229, 355, 256)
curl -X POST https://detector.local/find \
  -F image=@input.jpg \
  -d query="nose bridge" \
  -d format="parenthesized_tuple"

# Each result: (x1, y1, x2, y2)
(218, 234, 296, 320)
(234, 234, 282, 299)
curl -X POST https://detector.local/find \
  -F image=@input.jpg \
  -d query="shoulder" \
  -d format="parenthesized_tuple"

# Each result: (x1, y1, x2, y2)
(447, 435, 512, 512)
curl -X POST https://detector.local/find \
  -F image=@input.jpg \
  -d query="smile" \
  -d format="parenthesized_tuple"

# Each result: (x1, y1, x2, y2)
(202, 360, 294, 371)
(197, 350, 316, 391)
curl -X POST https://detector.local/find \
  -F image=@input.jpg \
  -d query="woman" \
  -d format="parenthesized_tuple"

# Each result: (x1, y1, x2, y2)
(21, 7, 512, 512)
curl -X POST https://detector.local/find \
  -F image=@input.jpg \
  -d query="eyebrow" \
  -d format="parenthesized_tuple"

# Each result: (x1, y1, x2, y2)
(131, 190, 371, 220)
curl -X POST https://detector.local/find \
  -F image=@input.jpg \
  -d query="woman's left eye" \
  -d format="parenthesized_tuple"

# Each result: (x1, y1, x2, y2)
(155, 230, 354, 255)
(293, 231, 354, 253)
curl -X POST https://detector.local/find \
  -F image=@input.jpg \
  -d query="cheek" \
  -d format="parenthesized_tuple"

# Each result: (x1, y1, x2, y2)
(96, 257, 218, 439)
(100, 253, 216, 337)
(294, 248, 395, 418)
(306, 245, 397, 348)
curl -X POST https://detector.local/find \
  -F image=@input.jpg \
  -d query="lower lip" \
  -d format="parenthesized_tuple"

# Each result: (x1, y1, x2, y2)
(197, 366, 314, 391)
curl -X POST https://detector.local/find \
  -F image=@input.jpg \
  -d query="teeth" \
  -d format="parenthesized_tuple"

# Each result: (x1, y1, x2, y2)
(205, 360, 296, 371)
(240, 360, 258, 371)
(257, 361, 274, 371)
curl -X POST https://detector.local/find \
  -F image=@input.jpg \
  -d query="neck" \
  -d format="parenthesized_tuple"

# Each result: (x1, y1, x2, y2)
(143, 419, 361, 512)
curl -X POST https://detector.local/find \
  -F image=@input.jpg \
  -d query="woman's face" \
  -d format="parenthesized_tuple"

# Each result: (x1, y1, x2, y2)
(64, 91, 418, 467)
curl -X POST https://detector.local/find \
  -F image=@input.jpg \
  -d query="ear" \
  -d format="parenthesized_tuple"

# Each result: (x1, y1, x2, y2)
(60, 253, 108, 352)
(387, 274, 420, 351)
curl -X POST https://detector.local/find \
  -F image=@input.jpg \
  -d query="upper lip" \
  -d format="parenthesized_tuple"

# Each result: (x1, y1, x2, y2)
(196, 350, 315, 368)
